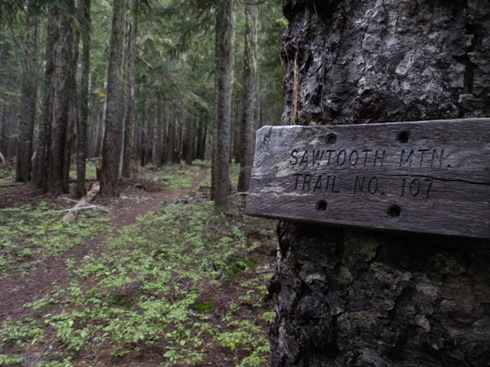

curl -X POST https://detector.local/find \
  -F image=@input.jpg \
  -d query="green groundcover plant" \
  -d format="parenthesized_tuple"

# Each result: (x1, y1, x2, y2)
(0, 165, 276, 367)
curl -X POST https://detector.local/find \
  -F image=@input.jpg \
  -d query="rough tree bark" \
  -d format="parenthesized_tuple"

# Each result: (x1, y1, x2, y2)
(121, 0, 136, 177)
(237, 0, 257, 192)
(62, 3, 80, 194)
(165, 111, 173, 165)
(212, 0, 234, 208)
(0, 106, 17, 158)
(76, 0, 91, 197)
(16, 5, 39, 182)
(183, 118, 194, 166)
(195, 119, 207, 160)
(33, 1, 77, 195)
(48, 0, 76, 195)
(152, 99, 163, 166)
(33, 6, 59, 190)
(269, 1, 490, 366)
(100, 0, 125, 196)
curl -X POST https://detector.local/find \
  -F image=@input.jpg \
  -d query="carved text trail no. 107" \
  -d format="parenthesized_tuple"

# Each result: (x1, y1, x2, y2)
(246, 119, 490, 239)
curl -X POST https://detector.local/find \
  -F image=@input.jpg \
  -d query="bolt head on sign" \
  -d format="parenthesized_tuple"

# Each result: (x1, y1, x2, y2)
(245, 118, 490, 239)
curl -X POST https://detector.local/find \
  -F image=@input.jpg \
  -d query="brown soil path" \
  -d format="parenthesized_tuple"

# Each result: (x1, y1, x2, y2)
(0, 167, 209, 320)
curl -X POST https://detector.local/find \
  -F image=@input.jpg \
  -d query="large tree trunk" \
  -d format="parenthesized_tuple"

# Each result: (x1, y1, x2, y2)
(76, 0, 91, 197)
(33, 1, 77, 195)
(48, 0, 76, 195)
(16, 7, 39, 182)
(121, 0, 136, 177)
(100, 0, 125, 196)
(212, 0, 234, 208)
(49, 12, 68, 194)
(33, 6, 59, 190)
(270, 1, 490, 366)
(237, 0, 257, 192)
(62, 4, 79, 194)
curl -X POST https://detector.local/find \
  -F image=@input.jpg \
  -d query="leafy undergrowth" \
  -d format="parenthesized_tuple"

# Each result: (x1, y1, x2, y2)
(0, 202, 110, 278)
(135, 160, 211, 189)
(0, 165, 277, 367)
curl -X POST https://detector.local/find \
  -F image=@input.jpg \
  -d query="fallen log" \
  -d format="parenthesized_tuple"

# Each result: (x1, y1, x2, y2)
(62, 183, 105, 221)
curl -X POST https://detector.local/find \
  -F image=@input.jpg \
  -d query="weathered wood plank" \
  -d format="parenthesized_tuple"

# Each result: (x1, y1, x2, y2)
(245, 118, 490, 239)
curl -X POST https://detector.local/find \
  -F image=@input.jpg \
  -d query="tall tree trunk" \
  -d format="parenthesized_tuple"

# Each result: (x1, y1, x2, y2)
(62, 5, 80, 194)
(33, 6, 60, 190)
(16, 7, 39, 182)
(212, 0, 234, 208)
(270, 1, 490, 366)
(47, 0, 76, 195)
(152, 99, 162, 166)
(100, 0, 126, 196)
(97, 74, 108, 158)
(172, 115, 182, 164)
(48, 17, 68, 194)
(237, 0, 257, 192)
(121, 0, 136, 177)
(232, 99, 241, 164)
(140, 117, 151, 166)
(195, 119, 207, 160)
(1, 106, 17, 158)
(183, 117, 194, 165)
(165, 114, 174, 165)
(76, 0, 91, 197)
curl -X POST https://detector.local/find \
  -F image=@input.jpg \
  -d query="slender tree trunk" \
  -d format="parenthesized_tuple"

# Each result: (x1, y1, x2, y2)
(183, 117, 194, 165)
(140, 117, 151, 166)
(196, 119, 207, 160)
(212, 0, 235, 208)
(1, 106, 17, 158)
(76, 0, 91, 197)
(100, 0, 126, 196)
(63, 5, 79, 193)
(33, 6, 60, 190)
(233, 100, 241, 164)
(237, 0, 257, 192)
(47, 0, 76, 195)
(172, 115, 181, 164)
(270, 1, 490, 366)
(138, 121, 145, 166)
(98, 74, 108, 158)
(95, 101, 104, 158)
(16, 8, 39, 182)
(48, 20, 68, 194)
(121, 0, 136, 177)
(6, 109, 18, 158)
(152, 99, 162, 165)
(165, 114, 174, 165)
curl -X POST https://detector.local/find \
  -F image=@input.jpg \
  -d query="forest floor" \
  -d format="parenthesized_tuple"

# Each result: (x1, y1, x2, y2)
(0, 163, 277, 367)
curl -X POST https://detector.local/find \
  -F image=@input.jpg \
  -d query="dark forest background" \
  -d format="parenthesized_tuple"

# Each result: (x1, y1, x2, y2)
(0, 0, 284, 204)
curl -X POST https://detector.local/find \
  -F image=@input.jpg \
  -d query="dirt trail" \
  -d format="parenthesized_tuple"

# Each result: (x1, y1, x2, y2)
(0, 168, 209, 320)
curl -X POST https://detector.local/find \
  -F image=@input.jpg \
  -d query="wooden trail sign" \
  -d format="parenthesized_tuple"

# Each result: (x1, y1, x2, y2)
(245, 118, 490, 239)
